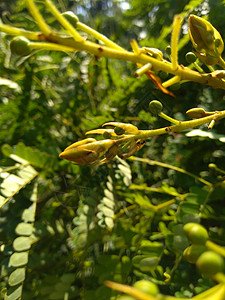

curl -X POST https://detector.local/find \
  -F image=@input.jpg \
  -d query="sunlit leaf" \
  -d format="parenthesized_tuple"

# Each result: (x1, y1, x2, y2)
(9, 252, 28, 267)
(8, 268, 26, 286)
(15, 223, 33, 236)
(13, 237, 31, 251)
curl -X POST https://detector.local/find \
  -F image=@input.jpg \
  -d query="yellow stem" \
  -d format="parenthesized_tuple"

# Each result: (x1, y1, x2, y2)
(218, 56, 225, 69)
(193, 62, 204, 73)
(158, 112, 180, 125)
(76, 22, 125, 51)
(44, 0, 83, 42)
(171, 15, 183, 71)
(130, 39, 141, 54)
(192, 283, 224, 299)
(128, 157, 212, 187)
(0, 24, 40, 40)
(25, 0, 51, 36)
(205, 240, 225, 257)
(135, 63, 152, 77)
(29, 41, 76, 52)
(162, 75, 181, 88)
(212, 273, 225, 284)
(154, 199, 176, 211)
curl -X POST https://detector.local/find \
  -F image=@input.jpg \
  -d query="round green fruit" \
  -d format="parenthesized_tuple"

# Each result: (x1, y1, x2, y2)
(183, 223, 208, 245)
(185, 52, 197, 64)
(62, 11, 79, 26)
(10, 36, 31, 56)
(149, 100, 163, 115)
(196, 251, 224, 277)
(133, 280, 159, 296)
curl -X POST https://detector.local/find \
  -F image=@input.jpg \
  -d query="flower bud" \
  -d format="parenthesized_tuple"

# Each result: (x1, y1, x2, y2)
(10, 36, 31, 56)
(186, 108, 206, 119)
(59, 139, 116, 165)
(189, 15, 224, 59)
(103, 122, 139, 134)
(149, 100, 163, 115)
(185, 52, 197, 64)
(61, 11, 79, 26)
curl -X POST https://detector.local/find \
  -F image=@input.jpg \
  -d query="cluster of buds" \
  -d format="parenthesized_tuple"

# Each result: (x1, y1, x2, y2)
(59, 122, 146, 165)
(188, 14, 224, 65)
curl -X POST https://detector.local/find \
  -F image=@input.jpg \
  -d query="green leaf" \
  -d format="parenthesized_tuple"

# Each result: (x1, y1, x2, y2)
(22, 209, 35, 222)
(15, 223, 33, 236)
(6, 285, 23, 300)
(105, 217, 114, 228)
(13, 237, 31, 251)
(101, 206, 114, 218)
(8, 268, 26, 286)
(9, 252, 28, 267)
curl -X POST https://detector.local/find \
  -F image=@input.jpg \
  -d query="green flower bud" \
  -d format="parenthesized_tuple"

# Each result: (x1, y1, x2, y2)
(185, 52, 197, 64)
(61, 11, 79, 26)
(183, 223, 208, 245)
(196, 251, 224, 277)
(189, 15, 224, 58)
(133, 280, 159, 296)
(183, 244, 206, 263)
(186, 108, 206, 119)
(10, 36, 31, 56)
(159, 71, 169, 79)
(165, 45, 171, 56)
(208, 163, 217, 169)
(149, 100, 163, 115)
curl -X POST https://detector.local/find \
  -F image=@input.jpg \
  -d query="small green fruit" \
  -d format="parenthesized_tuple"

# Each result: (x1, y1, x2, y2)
(185, 52, 197, 64)
(149, 100, 163, 115)
(133, 280, 159, 296)
(183, 223, 208, 245)
(159, 71, 168, 79)
(62, 11, 79, 26)
(196, 251, 224, 277)
(10, 36, 31, 56)
(183, 244, 206, 263)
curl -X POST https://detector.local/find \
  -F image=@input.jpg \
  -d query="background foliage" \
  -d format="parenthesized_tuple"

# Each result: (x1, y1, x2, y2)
(1, 0, 225, 299)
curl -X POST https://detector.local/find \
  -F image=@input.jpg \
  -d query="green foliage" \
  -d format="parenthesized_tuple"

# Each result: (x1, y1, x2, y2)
(1, 0, 225, 299)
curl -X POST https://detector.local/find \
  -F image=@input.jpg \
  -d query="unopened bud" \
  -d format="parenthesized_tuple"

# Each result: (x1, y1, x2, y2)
(189, 15, 224, 59)
(61, 11, 79, 26)
(186, 108, 206, 119)
(10, 36, 31, 56)
(185, 52, 197, 64)
(149, 100, 163, 115)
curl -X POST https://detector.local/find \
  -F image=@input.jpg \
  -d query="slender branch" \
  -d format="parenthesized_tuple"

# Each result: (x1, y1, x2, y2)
(128, 157, 212, 187)
(76, 22, 125, 50)
(171, 15, 183, 70)
(205, 240, 225, 257)
(25, 0, 51, 36)
(44, 0, 83, 42)
(0, 24, 40, 40)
